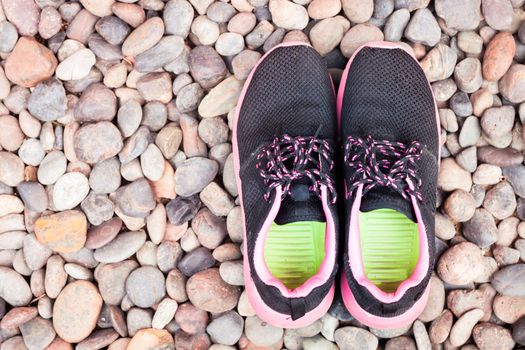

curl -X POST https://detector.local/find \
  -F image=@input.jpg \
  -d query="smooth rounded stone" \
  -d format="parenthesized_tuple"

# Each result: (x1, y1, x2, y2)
(473, 163, 502, 186)
(155, 124, 182, 159)
(198, 76, 243, 118)
(404, 8, 441, 46)
(128, 328, 174, 350)
(0, 152, 24, 187)
(197, 118, 227, 148)
(145, 203, 166, 245)
(193, 208, 228, 249)
(498, 217, 519, 246)
(473, 322, 515, 350)
(3, 85, 30, 115)
(245, 20, 274, 50)
(174, 158, 219, 197)
(223, 155, 238, 198)
(494, 246, 521, 266)
(454, 58, 483, 93)
(418, 275, 445, 322)
(435, 0, 481, 30)
(200, 182, 235, 217)
(456, 146, 477, 173)
(482, 0, 513, 30)
(225, 207, 243, 244)
(483, 181, 516, 220)
(37, 151, 66, 186)
(19, 316, 56, 350)
(176, 83, 204, 113)
(449, 308, 484, 347)
(110, 2, 145, 27)
(492, 264, 525, 297)
(76, 329, 119, 350)
(471, 89, 494, 117)
(232, 49, 261, 81)
(64, 262, 93, 280)
(5, 37, 58, 88)
(164, 0, 194, 37)
(215, 32, 245, 57)
(135, 36, 185, 73)
(85, 219, 121, 250)
(0, 267, 32, 306)
(423, 46, 457, 83)
(125, 266, 166, 308)
(483, 33, 516, 81)
(429, 310, 453, 344)
(34, 210, 87, 254)
(457, 31, 483, 55)
(450, 92, 473, 118)
(66, 8, 97, 44)
(52, 172, 89, 211)
(463, 208, 498, 248)
(165, 269, 188, 303)
(119, 126, 152, 165)
(494, 295, 525, 323)
(74, 122, 123, 164)
(18, 138, 46, 166)
(341, 0, 373, 23)
(126, 307, 153, 336)
(245, 315, 284, 347)
(53, 281, 103, 343)
(121, 159, 144, 182)
(340, 23, 384, 58)
(0, 20, 18, 53)
(187, 268, 240, 313)
(156, 240, 183, 272)
(437, 242, 483, 285)
(115, 178, 156, 218)
(88, 157, 120, 194)
(500, 64, 525, 104)
(103, 62, 127, 88)
(174, 302, 208, 335)
(88, 34, 123, 61)
(228, 12, 256, 35)
(26, 78, 67, 123)
(1, 0, 39, 36)
(0, 231, 25, 250)
(56, 48, 96, 81)
(219, 260, 244, 286)
(0, 115, 22, 152)
(22, 233, 52, 271)
(122, 17, 164, 57)
(438, 158, 472, 192)
(412, 320, 431, 350)
(268, 0, 308, 30)
(213, 243, 242, 262)
(1, 306, 38, 330)
(305, 0, 339, 19)
(383, 8, 410, 42)
(384, 336, 416, 350)
(207, 2, 236, 22)
(190, 15, 220, 46)
(136, 72, 173, 103)
(166, 196, 201, 226)
(151, 298, 178, 330)
(81, 192, 115, 226)
(478, 146, 524, 168)
(177, 247, 214, 277)
(205, 311, 243, 345)
(513, 315, 525, 346)
(139, 144, 164, 182)
(75, 83, 117, 122)
(94, 16, 130, 46)
(444, 190, 476, 222)
(310, 18, 344, 57)
(94, 231, 146, 263)
(95, 260, 138, 305)
(503, 165, 525, 199)
(142, 102, 167, 132)
(0, 194, 23, 217)
(481, 106, 515, 140)
(334, 327, 378, 350)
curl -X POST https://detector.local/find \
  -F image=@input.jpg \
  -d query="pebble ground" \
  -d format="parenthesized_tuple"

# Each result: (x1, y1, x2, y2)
(0, 0, 525, 349)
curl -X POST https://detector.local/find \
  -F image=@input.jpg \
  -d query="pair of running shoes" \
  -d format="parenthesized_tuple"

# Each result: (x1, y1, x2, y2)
(232, 41, 440, 329)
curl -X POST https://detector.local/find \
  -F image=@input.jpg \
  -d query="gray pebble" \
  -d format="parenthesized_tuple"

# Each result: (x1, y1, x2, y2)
(28, 78, 67, 122)
(126, 266, 166, 308)
(177, 246, 215, 276)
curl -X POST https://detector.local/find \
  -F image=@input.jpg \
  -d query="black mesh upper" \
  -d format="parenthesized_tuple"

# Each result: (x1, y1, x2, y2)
(236, 45, 338, 319)
(340, 46, 439, 318)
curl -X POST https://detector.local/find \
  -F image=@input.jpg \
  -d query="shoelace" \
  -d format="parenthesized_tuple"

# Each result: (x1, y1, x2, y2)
(255, 134, 337, 204)
(344, 135, 423, 201)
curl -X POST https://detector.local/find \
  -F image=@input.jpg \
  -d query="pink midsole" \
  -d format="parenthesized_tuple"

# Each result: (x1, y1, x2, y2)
(232, 41, 335, 327)
(341, 273, 431, 329)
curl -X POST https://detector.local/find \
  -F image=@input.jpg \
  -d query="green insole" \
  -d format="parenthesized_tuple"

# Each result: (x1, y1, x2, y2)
(360, 208, 419, 293)
(264, 221, 326, 289)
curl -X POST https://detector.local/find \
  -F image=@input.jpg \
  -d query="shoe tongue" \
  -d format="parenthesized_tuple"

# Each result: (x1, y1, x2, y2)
(359, 186, 417, 223)
(274, 182, 325, 225)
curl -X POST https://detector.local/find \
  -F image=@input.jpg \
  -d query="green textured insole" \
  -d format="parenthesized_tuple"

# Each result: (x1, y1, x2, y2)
(360, 209, 419, 293)
(264, 221, 326, 289)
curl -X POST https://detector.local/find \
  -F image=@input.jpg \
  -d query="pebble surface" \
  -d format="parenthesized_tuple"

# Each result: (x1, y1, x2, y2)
(0, 1, 522, 349)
